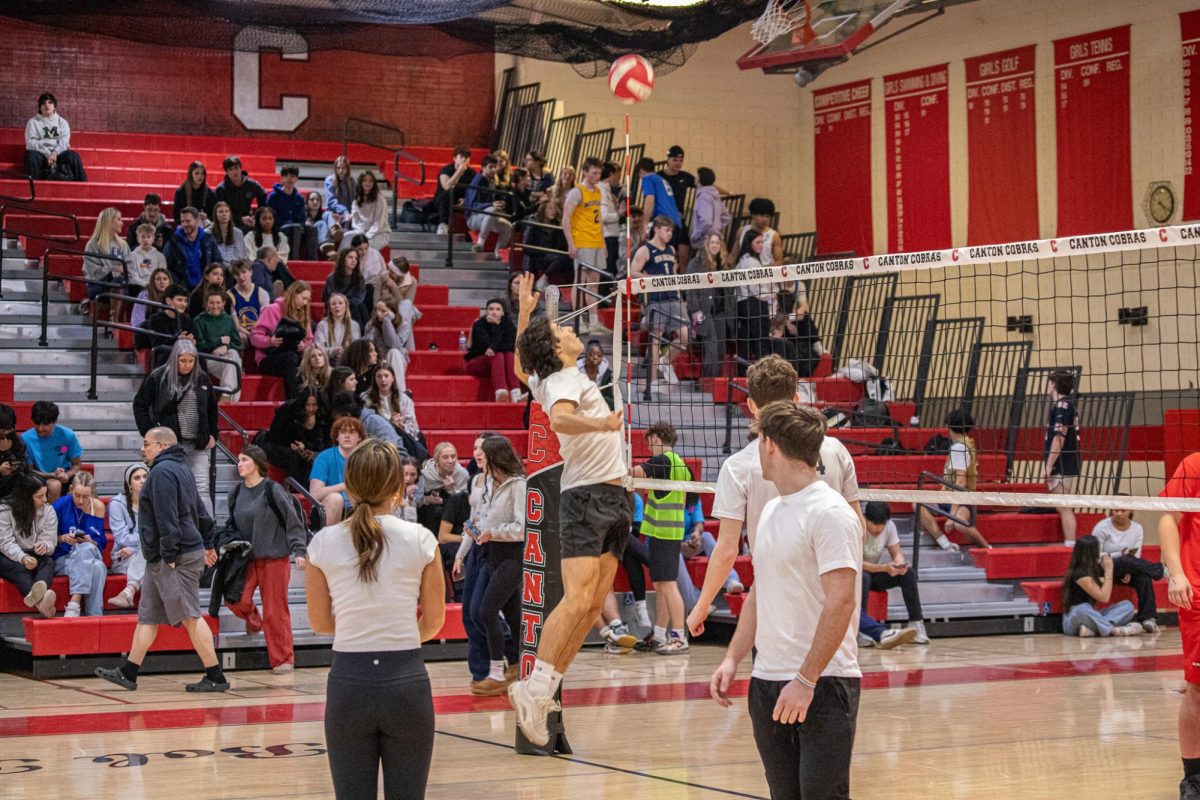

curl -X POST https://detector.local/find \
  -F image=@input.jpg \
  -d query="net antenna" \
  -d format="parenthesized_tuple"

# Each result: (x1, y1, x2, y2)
(543, 283, 561, 321)
(751, 0, 817, 46)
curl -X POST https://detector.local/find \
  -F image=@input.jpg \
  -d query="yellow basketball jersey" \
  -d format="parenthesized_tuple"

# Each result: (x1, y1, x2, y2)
(570, 183, 604, 249)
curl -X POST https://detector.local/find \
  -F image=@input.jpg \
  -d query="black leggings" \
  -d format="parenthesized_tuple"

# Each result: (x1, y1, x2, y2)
(1114, 555, 1163, 621)
(324, 649, 434, 800)
(862, 568, 924, 623)
(621, 532, 650, 602)
(477, 543, 523, 661)
(0, 552, 54, 595)
(259, 349, 302, 400)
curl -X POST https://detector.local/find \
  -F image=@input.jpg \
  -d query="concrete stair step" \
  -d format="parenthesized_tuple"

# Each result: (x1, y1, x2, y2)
(885, 598, 1039, 621)
(0, 323, 99, 341)
(394, 248, 500, 264)
(896, 580, 1014, 604)
(0, 348, 131, 367)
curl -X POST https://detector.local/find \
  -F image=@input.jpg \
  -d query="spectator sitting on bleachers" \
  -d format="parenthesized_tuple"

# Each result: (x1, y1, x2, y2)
(210, 202, 250, 264)
(361, 365, 423, 459)
(466, 155, 512, 260)
(314, 293, 360, 364)
(326, 368, 358, 405)
(225, 445, 308, 673)
(417, 441, 470, 537)
(630, 215, 689, 396)
(324, 156, 355, 228)
(132, 339, 219, 515)
(351, 234, 387, 298)
(523, 202, 572, 290)
(173, 161, 217, 227)
(126, 224, 165, 311)
(861, 502, 929, 644)
(401, 456, 423, 513)
(781, 292, 822, 377)
(524, 150, 554, 201)
(545, 165, 576, 217)
(250, 245, 295, 299)
(329, 390, 410, 458)
(299, 345, 332, 393)
(346, 170, 390, 251)
(1092, 507, 1164, 633)
(82, 207, 130, 317)
(137, 285, 193, 369)
(679, 494, 744, 599)
(509, 168, 537, 222)
(215, 155, 267, 231)
(245, 206, 290, 263)
(498, 271, 526, 320)
(577, 339, 614, 410)
(227, 259, 270, 347)
(192, 289, 243, 402)
(262, 387, 330, 483)
(342, 340, 378, 397)
(250, 281, 314, 400)
(187, 262, 231, 318)
(736, 197, 784, 267)
(1061, 535, 1143, 637)
(0, 474, 58, 617)
(0, 405, 30, 499)
(916, 408, 990, 551)
(309, 415, 365, 525)
(380, 256, 418, 310)
(22, 401, 82, 502)
(302, 191, 340, 260)
(126, 193, 173, 251)
(364, 299, 412, 394)
(324, 248, 370, 328)
(24, 92, 86, 182)
(690, 167, 730, 251)
(493, 149, 512, 189)
(165, 206, 223, 290)
(106, 464, 147, 609)
(50, 471, 108, 618)
(764, 315, 798, 372)
(465, 299, 522, 404)
(267, 165, 306, 258)
(130, 267, 171, 330)
(686, 231, 732, 379)
(434, 146, 475, 236)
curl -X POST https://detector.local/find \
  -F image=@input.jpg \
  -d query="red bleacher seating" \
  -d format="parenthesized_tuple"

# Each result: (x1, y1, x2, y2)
(20, 614, 220, 657)
(1020, 579, 1169, 615)
(971, 541, 1154, 578)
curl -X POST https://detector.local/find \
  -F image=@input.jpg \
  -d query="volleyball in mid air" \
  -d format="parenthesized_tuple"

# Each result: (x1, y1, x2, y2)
(608, 54, 655, 104)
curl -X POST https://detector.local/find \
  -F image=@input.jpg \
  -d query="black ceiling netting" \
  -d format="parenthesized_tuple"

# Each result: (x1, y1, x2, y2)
(1, 0, 767, 75)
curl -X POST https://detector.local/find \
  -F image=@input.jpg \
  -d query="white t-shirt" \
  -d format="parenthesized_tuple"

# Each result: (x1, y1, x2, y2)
(529, 367, 626, 492)
(712, 436, 860, 551)
(752, 480, 863, 681)
(863, 520, 900, 565)
(1091, 517, 1145, 556)
(306, 515, 437, 653)
(948, 442, 969, 473)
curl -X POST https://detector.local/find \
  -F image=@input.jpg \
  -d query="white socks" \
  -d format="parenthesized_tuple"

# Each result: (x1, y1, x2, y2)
(488, 659, 506, 682)
(671, 628, 687, 642)
(527, 659, 563, 699)
(653, 625, 667, 642)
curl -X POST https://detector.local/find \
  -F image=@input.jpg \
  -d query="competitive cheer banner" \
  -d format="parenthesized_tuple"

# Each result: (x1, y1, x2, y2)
(1183, 10, 1200, 221)
(1054, 25, 1132, 236)
(965, 45, 1039, 245)
(884, 63, 951, 253)
(621, 223, 1200, 293)
(812, 79, 874, 257)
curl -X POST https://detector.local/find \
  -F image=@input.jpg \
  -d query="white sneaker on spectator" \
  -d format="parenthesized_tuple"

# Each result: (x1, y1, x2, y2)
(1142, 618, 1160, 633)
(534, 275, 548, 294)
(878, 627, 918, 650)
(635, 606, 652, 630)
(37, 589, 56, 618)
(658, 358, 680, 385)
(471, 242, 484, 253)
(22, 580, 47, 608)
(913, 620, 930, 645)
(857, 632, 877, 648)
(64, 601, 81, 618)
(724, 580, 745, 595)
(109, 585, 137, 609)
(495, 389, 511, 403)
(1063, 540, 1076, 548)
(1078, 626, 1096, 638)
(1114, 622, 1144, 637)
(510, 388, 526, 403)
(436, 223, 449, 235)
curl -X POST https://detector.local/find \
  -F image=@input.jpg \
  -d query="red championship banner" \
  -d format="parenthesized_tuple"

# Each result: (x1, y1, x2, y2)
(884, 64, 951, 253)
(1054, 26, 1132, 235)
(965, 46, 1039, 245)
(813, 79, 873, 256)
(1183, 11, 1200, 221)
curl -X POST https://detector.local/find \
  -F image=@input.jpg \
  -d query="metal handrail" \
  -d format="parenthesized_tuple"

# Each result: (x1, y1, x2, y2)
(0, 171, 36, 204)
(342, 117, 425, 230)
(39, 249, 126, 346)
(0, 203, 81, 298)
(448, 187, 524, 268)
(285, 476, 327, 532)
(911, 470, 976, 574)
(723, 364, 750, 455)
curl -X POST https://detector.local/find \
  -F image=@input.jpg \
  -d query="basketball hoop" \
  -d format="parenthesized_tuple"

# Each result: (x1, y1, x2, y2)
(751, 0, 816, 46)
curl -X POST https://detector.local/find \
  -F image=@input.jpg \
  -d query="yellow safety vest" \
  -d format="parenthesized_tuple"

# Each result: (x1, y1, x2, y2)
(642, 450, 690, 541)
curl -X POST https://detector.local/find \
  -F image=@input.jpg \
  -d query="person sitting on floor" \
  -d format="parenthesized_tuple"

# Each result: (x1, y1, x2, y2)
(0, 474, 58, 617)
(1092, 507, 1165, 633)
(50, 472, 108, 618)
(1061, 535, 1144, 638)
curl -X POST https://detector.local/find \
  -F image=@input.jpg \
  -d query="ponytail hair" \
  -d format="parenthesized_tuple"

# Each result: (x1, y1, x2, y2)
(343, 438, 405, 583)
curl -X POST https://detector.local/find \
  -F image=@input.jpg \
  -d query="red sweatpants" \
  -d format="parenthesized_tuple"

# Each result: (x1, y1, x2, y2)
(226, 557, 294, 668)
(465, 351, 520, 392)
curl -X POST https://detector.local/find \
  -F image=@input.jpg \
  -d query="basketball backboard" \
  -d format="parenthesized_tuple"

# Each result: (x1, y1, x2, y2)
(736, 0, 911, 74)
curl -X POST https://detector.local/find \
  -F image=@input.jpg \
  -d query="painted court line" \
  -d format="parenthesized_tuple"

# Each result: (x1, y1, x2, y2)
(0, 652, 1182, 739)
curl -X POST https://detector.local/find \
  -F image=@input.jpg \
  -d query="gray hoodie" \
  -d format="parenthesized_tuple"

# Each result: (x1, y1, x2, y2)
(0, 504, 58, 563)
(25, 113, 71, 157)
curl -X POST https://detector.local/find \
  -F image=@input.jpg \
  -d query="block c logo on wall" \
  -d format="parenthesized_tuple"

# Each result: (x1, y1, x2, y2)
(232, 26, 310, 132)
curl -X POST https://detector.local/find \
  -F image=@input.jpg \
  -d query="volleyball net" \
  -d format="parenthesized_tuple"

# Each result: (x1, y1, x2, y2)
(599, 224, 1200, 515)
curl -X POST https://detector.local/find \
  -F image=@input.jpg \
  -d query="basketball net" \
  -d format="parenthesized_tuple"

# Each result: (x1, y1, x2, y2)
(751, 0, 816, 46)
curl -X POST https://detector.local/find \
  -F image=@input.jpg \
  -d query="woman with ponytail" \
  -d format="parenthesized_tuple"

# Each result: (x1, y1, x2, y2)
(305, 439, 445, 800)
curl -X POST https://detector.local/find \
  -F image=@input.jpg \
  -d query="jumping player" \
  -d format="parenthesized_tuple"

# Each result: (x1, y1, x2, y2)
(508, 272, 630, 746)
(1160, 452, 1200, 800)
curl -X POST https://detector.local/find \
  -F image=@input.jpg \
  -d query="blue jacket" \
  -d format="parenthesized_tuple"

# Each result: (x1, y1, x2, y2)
(267, 183, 306, 227)
(165, 226, 222, 289)
(141, 444, 214, 564)
(465, 172, 497, 215)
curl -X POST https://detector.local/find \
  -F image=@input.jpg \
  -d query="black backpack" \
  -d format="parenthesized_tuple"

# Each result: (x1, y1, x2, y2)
(400, 199, 438, 230)
(228, 480, 308, 533)
(853, 397, 893, 427)
(923, 434, 952, 455)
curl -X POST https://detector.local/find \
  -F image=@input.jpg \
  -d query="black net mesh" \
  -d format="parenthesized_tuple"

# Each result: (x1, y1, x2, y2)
(3, 0, 764, 73)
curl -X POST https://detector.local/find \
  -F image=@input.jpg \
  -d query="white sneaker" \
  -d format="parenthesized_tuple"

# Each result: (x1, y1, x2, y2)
(1113, 622, 1144, 637)
(913, 621, 930, 645)
(654, 634, 689, 655)
(857, 632, 877, 648)
(22, 580, 47, 608)
(1078, 626, 1096, 638)
(878, 627, 918, 650)
(1063, 540, 1076, 548)
(724, 580, 745, 595)
(37, 589, 56, 618)
(108, 585, 137, 609)
(507, 679, 560, 747)
(658, 358, 680, 384)
(272, 663, 295, 675)
(436, 223, 449, 235)
(510, 388, 525, 403)
(938, 539, 961, 553)
(471, 242, 484, 253)
(600, 623, 637, 651)
(495, 389, 511, 403)
(534, 276, 548, 293)
(1142, 618, 1160, 633)
(64, 601, 81, 618)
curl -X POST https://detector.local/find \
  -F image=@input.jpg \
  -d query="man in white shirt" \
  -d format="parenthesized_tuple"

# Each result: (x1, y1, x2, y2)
(710, 400, 862, 800)
(508, 273, 631, 747)
(1092, 508, 1165, 633)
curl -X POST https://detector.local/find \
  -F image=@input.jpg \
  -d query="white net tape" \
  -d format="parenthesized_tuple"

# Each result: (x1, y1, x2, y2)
(751, 0, 808, 45)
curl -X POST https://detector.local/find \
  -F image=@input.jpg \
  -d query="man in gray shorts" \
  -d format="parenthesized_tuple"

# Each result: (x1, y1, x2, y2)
(96, 427, 229, 692)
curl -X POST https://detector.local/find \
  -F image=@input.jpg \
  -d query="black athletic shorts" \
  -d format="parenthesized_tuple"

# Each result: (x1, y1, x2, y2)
(647, 536, 681, 582)
(559, 483, 633, 560)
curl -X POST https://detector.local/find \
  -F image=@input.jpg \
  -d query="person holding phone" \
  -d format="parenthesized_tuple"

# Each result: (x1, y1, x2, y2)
(861, 502, 928, 645)
(1060, 535, 1143, 637)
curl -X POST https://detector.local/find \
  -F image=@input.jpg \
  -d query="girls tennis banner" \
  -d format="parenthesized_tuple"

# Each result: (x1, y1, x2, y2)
(1054, 26, 1132, 236)
(1183, 10, 1200, 221)
(884, 64, 951, 253)
(812, 79, 873, 257)
(965, 45, 1039, 245)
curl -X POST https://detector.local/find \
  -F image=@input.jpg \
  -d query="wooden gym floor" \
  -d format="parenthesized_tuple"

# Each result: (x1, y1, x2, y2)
(0, 631, 1187, 799)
